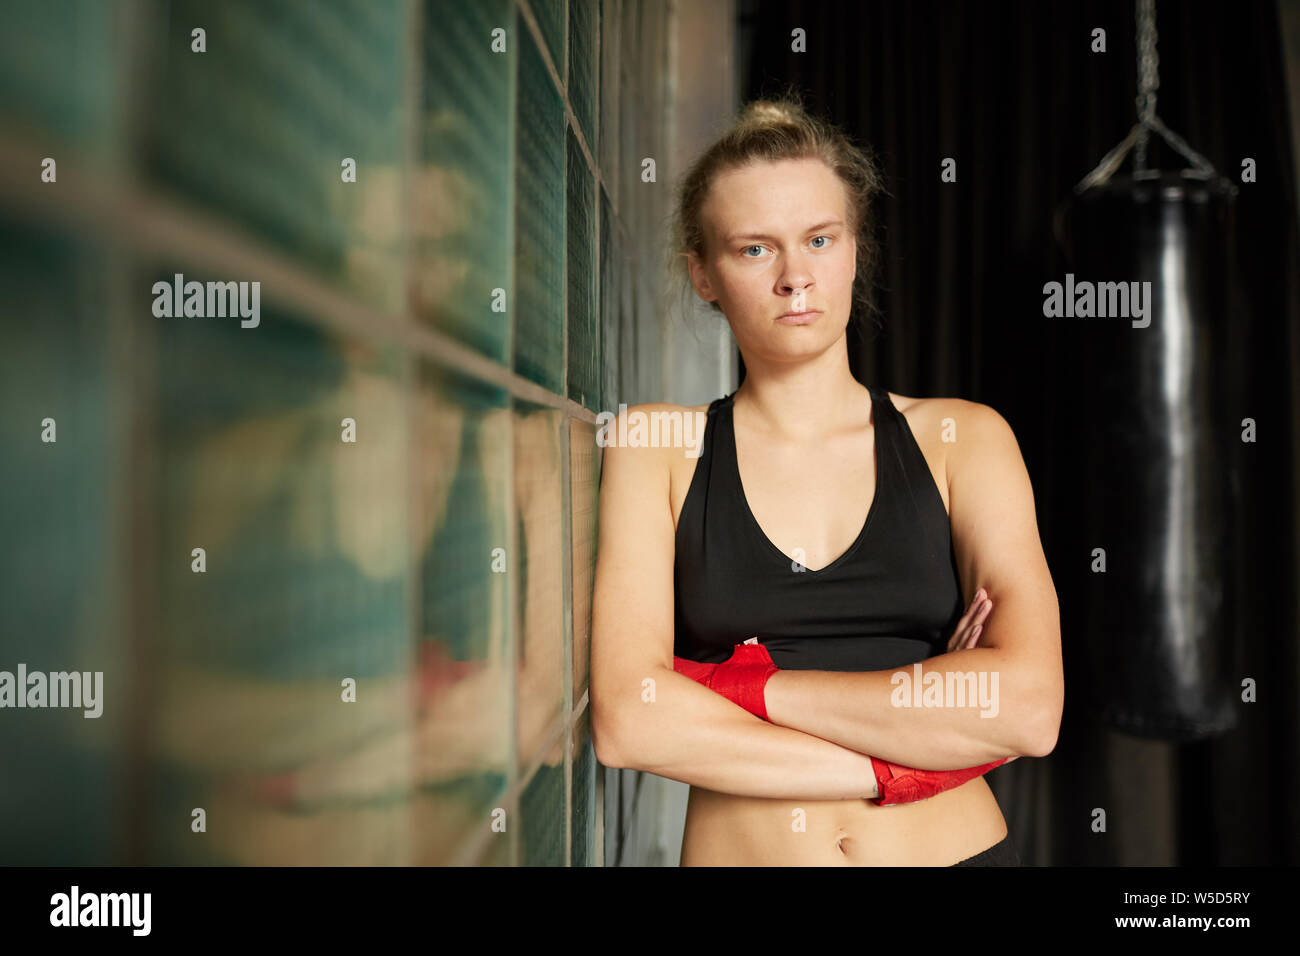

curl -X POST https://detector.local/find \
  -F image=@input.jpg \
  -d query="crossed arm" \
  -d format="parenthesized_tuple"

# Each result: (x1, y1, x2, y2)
(590, 401, 1063, 798)
(763, 401, 1063, 768)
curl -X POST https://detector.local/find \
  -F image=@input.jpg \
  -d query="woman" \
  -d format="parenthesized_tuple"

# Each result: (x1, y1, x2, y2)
(590, 98, 1063, 866)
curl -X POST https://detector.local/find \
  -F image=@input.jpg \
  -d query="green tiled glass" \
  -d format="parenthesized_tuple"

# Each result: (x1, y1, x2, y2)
(569, 419, 598, 698)
(514, 18, 565, 393)
(597, 0, 622, 208)
(567, 0, 597, 148)
(0, 224, 122, 865)
(529, 0, 565, 76)
(620, 766, 642, 836)
(0, 0, 685, 872)
(147, 271, 414, 864)
(413, 361, 512, 863)
(618, 0, 642, 229)
(420, 365, 510, 664)
(152, 285, 410, 680)
(566, 126, 598, 408)
(0, 0, 119, 162)
(513, 399, 565, 766)
(602, 762, 623, 864)
(138, 0, 408, 313)
(599, 189, 620, 410)
(416, 0, 513, 363)
(619, 233, 640, 402)
(520, 759, 566, 866)
(571, 706, 597, 865)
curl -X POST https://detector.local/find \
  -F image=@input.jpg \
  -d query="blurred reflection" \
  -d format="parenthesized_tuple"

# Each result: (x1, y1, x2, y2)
(0, 226, 121, 865)
(143, 309, 414, 864)
(145, 344, 570, 864)
(0, 0, 589, 867)
(513, 402, 566, 771)
(570, 420, 600, 698)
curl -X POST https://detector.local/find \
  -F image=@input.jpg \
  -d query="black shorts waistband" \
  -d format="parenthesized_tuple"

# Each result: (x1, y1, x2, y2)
(952, 833, 1020, 867)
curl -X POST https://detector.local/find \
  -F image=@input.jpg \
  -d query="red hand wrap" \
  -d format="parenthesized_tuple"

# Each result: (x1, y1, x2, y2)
(673, 642, 779, 720)
(671, 656, 718, 685)
(674, 647, 1008, 802)
(869, 756, 1009, 806)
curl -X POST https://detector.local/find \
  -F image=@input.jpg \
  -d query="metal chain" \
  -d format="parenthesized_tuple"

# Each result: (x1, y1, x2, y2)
(1072, 0, 1223, 192)
(1133, 0, 1158, 173)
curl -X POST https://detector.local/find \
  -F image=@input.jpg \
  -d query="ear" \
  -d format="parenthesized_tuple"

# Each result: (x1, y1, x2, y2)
(686, 251, 717, 303)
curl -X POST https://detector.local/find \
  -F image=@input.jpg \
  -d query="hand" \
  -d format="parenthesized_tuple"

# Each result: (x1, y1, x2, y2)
(872, 594, 1017, 803)
(709, 641, 779, 720)
(946, 587, 993, 653)
(870, 754, 1011, 806)
(673, 639, 779, 720)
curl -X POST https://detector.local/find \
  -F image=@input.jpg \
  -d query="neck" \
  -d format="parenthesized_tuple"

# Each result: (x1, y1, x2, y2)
(733, 338, 868, 441)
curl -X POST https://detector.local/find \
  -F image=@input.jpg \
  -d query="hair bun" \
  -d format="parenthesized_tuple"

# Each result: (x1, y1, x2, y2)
(737, 99, 804, 129)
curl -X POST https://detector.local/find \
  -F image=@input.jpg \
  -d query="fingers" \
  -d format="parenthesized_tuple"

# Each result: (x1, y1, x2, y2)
(948, 589, 993, 653)
(947, 590, 984, 651)
(965, 600, 992, 648)
(948, 593, 980, 653)
(953, 588, 986, 632)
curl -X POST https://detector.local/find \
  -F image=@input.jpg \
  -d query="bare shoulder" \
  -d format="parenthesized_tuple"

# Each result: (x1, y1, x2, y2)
(889, 389, 985, 417)
(598, 400, 714, 532)
(597, 401, 711, 449)
(887, 392, 1020, 502)
(592, 403, 679, 566)
(889, 391, 1012, 439)
(596, 400, 711, 477)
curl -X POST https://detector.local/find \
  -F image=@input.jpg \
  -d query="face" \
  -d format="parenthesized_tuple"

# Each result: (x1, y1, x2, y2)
(687, 157, 856, 361)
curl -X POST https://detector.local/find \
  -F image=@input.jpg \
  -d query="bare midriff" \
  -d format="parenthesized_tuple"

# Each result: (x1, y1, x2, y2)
(679, 772, 1008, 866)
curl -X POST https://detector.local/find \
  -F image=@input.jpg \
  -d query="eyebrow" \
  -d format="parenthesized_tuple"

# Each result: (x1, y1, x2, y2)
(724, 219, 845, 243)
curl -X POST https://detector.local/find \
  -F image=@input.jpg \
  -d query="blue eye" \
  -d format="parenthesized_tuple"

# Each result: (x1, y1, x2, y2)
(810, 235, 830, 249)
(742, 245, 764, 257)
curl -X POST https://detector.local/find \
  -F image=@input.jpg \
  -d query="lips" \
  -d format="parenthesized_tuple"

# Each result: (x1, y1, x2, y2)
(776, 309, 822, 325)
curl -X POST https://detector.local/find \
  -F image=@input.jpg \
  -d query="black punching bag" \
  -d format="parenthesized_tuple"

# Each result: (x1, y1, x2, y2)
(1060, 170, 1239, 740)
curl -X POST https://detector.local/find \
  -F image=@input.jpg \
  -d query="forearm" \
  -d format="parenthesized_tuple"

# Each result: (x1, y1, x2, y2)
(763, 647, 1046, 769)
(598, 666, 880, 800)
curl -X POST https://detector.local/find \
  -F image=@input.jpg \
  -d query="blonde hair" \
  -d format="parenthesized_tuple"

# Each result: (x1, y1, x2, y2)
(669, 94, 886, 334)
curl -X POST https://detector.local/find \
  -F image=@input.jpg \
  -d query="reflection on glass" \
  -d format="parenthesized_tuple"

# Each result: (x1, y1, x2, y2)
(150, 290, 412, 864)
(416, 0, 512, 363)
(571, 705, 597, 866)
(411, 364, 512, 863)
(0, 0, 642, 869)
(514, 12, 565, 393)
(570, 420, 599, 697)
(567, 125, 598, 408)
(140, 0, 407, 313)
(0, 226, 121, 865)
(520, 754, 566, 866)
(514, 401, 565, 769)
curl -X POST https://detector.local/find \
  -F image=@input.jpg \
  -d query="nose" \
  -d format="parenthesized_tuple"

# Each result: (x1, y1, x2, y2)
(778, 249, 815, 298)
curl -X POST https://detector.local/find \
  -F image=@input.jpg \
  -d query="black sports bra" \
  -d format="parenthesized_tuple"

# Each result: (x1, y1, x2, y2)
(673, 386, 966, 671)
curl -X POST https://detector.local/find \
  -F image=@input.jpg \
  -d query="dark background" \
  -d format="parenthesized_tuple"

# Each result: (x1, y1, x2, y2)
(738, 0, 1299, 865)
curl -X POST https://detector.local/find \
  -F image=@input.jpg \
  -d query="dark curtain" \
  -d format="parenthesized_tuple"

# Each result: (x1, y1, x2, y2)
(739, 0, 1299, 865)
